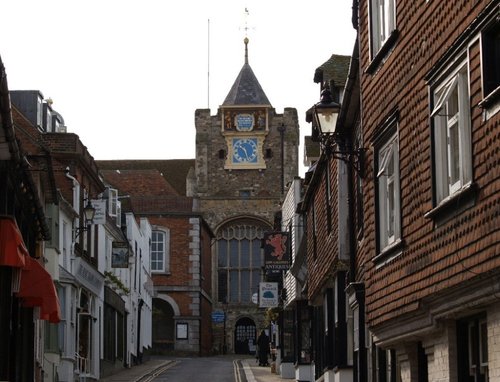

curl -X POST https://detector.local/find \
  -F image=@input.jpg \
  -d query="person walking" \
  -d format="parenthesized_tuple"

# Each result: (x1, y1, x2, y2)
(256, 330, 270, 366)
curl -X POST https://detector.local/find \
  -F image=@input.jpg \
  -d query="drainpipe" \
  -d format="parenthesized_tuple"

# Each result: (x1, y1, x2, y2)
(65, 167, 80, 271)
(137, 299, 144, 363)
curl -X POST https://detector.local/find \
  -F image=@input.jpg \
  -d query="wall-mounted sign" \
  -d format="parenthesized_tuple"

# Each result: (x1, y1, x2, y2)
(259, 282, 278, 308)
(211, 311, 225, 323)
(112, 242, 129, 268)
(176, 323, 188, 339)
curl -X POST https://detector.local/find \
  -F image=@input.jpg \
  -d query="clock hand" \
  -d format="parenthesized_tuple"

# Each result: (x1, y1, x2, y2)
(240, 145, 249, 160)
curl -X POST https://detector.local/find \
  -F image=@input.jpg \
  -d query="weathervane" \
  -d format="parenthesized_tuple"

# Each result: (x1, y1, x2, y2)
(240, 7, 255, 39)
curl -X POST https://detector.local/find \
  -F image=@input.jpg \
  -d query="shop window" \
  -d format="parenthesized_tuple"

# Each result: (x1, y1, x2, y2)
(457, 315, 488, 382)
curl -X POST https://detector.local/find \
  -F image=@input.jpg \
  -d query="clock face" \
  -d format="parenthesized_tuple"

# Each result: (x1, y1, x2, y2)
(232, 138, 258, 164)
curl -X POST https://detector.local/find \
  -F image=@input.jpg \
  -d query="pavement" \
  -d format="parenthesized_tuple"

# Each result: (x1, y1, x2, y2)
(99, 355, 286, 382)
(239, 358, 285, 382)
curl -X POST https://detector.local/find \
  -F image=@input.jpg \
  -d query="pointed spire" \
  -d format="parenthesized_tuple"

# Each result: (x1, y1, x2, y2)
(222, 8, 271, 106)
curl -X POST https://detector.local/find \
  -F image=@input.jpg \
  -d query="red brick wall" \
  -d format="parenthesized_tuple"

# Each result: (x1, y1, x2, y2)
(358, 0, 500, 327)
(150, 216, 192, 288)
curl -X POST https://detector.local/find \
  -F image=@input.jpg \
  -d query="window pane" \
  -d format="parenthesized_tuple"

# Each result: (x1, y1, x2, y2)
(252, 270, 261, 295)
(229, 239, 239, 267)
(448, 121, 460, 188)
(240, 239, 250, 267)
(388, 179, 395, 240)
(252, 240, 261, 267)
(218, 241, 227, 267)
(229, 270, 239, 302)
(447, 85, 459, 117)
(240, 271, 250, 302)
(218, 270, 227, 302)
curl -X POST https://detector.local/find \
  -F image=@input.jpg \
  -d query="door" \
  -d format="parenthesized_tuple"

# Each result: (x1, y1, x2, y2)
(234, 317, 256, 354)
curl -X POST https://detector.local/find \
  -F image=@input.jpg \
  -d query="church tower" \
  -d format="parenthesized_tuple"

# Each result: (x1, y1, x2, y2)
(194, 37, 299, 354)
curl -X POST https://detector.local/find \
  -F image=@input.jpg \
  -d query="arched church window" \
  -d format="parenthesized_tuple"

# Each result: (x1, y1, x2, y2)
(217, 220, 268, 303)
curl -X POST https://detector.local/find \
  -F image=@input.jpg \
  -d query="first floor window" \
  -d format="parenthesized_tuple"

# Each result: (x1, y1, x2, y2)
(376, 131, 401, 252)
(370, 0, 396, 56)
(431, 60, 472, 203)
(151, 229, 169, 273)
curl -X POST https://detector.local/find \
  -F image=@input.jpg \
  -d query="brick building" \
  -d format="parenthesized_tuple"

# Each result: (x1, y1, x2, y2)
(354, 0, 500, 380)
(98, 163, 214, 356)
(299, 52, 355, 381)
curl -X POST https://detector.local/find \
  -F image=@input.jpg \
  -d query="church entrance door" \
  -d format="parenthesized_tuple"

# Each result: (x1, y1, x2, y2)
(234, 317, 256, 354)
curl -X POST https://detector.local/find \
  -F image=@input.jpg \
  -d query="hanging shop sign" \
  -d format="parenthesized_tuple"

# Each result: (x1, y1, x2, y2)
(112, 242, 129, 268)
(259, 282, 278, 308)
(263, 231, 289, 270)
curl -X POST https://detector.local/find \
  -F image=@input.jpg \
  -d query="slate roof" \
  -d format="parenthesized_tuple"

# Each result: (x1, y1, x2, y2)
(313, 54, 352, 87)
(97, 159, 195, 196)
(223, 39, 271, 106)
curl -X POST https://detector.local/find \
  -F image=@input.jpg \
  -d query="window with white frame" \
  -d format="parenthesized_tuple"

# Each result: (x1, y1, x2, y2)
(151, 229, 170, 273)
(431, 61, 472, 204)
(376, 132, 401, 252)
(107, 188, 118, 217)
(370, 0, 396, 57)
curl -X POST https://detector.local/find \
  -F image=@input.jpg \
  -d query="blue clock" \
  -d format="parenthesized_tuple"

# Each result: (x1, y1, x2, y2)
(232, 138, 258, 164)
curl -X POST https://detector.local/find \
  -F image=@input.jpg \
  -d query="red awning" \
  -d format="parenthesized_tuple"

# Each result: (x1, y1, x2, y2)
(17, 256, 61, 323)
(0, 216, 28, 268)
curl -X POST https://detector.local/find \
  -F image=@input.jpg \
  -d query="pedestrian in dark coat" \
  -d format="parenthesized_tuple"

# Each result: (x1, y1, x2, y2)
(257, 330, 270, 366)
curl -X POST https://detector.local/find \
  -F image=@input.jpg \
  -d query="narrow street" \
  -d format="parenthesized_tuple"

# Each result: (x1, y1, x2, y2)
(144, 356, 238, 382)
(99, 355, 284, 382)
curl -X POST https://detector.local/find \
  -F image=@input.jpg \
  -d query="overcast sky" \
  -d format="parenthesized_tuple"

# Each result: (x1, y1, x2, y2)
(0, 0, 356, 176)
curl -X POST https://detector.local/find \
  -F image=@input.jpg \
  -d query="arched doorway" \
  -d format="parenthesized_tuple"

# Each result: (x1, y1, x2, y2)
(152, 298, 175, 352)
(234, 317, 256, 354)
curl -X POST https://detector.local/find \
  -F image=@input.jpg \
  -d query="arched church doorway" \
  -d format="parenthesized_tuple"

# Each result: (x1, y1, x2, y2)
(152, 298, 175, 352)
(234, 317, 256, 354)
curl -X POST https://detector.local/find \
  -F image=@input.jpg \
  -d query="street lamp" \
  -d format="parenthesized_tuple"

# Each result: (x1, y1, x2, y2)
(83, 199, 96, 222)
(312, 86, 364, 176)
(74, 199, 96, 239)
